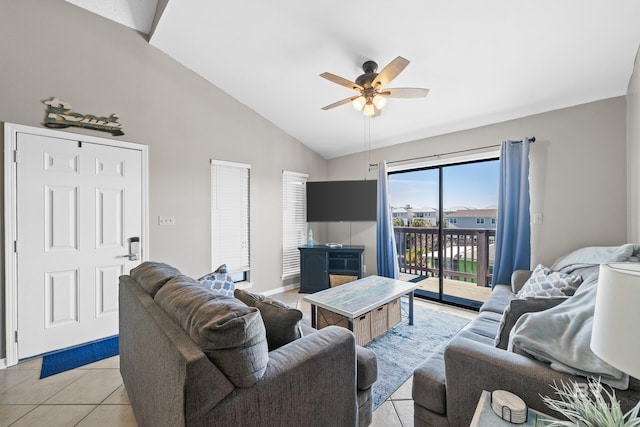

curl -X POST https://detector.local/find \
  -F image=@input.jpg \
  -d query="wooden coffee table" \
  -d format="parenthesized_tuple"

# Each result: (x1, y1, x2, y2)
(303, 275, 419, 345)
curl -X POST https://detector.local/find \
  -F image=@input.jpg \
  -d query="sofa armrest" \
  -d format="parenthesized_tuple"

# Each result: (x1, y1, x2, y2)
(443, 336, 589, 426)
(209, 325, 359, 426)
(301, 321, 377, 391)
(356, 345, 377, 390)
(511, 270, 533, 293)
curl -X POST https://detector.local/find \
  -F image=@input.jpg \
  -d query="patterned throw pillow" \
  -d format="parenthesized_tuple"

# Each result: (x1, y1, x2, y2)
(198, 264, 235, 297)
(516, 264, 582, 298)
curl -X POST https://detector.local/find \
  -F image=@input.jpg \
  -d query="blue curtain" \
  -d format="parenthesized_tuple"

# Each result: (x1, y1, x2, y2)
(376, 161, 399, 279)
(491, 138, 532, 286)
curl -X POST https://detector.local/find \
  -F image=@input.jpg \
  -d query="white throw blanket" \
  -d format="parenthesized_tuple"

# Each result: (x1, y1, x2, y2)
(551, 243, 640, 274)
(510, 245, 640, 389)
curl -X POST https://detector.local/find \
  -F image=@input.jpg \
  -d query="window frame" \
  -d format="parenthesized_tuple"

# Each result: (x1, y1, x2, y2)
(388, 156, 499, 310)
(282, 170, 308, 279)
(210, 159, 251, 283)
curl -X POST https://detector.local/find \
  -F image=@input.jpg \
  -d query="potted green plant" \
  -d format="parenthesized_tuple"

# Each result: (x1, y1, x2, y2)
(540, 378, 640, 427)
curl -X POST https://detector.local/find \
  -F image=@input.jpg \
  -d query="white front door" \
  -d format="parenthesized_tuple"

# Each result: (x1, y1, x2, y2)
(15, 131, 143, 359)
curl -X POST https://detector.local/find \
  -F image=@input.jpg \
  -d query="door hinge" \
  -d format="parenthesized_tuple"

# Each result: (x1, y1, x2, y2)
(13, 240, 18, 253)
(14, 331, 18, 343)
(13, 149, 18, 163)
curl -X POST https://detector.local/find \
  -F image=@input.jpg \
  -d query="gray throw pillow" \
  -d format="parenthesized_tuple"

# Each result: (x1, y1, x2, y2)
(156, 276, 268, 387)
(234, 288, 261, 307)
(494, 297, 568, 349)
(234, 289, 303, 350)
(516, 264, 582, 298)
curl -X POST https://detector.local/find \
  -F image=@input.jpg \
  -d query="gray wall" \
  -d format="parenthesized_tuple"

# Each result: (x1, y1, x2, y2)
(327, 97, 629, 271)
(0, 0, 328, 357)
(0, 0, 327, 278)
(0, 0, 637, 360)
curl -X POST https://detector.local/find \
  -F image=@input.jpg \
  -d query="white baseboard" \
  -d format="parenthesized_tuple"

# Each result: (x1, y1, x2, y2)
(263, 283, 300, 297)
(235, 281, 254, 290)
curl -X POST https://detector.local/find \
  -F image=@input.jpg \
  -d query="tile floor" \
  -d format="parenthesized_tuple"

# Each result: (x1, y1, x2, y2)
(0, 355, 134, 427)
(0, 289, 477, 427)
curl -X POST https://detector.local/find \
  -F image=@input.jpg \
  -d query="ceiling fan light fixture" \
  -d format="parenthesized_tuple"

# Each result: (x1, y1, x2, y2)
(352, 96, 366, 111)
(320, 56, 429, 117)
(372, 95, 387, 110)
(363, 102, 375, 116)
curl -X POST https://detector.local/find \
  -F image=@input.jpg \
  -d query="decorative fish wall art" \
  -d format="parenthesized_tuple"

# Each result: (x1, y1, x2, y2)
(43, 98, 124, 136)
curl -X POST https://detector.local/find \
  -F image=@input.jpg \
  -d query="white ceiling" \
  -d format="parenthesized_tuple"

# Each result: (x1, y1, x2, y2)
(68, 0, 640, 159)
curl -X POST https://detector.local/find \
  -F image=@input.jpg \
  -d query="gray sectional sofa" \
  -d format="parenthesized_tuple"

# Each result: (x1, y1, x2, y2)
(119, 262, 377, 427)
(412, 264, 640, 426)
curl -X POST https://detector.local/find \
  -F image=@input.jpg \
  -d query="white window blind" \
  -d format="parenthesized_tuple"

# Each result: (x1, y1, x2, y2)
(282, 171, 308, 279)
(211, 160, 250, 275)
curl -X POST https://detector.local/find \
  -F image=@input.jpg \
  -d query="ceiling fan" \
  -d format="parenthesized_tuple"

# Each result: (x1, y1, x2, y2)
(320, 56, 429, 116)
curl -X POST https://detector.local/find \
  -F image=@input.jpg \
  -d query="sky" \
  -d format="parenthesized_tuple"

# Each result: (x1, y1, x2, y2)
(388, 160, 499, 210)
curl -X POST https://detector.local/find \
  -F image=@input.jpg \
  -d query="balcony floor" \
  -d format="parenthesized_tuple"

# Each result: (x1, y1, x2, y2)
(399, 273, 492, 304)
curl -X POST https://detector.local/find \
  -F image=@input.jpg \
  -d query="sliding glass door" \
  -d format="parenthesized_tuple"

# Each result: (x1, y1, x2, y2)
(389, 159, 498, 309)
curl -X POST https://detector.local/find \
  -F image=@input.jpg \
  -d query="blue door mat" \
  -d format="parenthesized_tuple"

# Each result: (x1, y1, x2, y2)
(39, 336, 119, 379)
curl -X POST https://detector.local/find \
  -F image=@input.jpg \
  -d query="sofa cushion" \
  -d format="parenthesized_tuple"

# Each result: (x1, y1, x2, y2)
(494, 297, 568, 349)
(479, 284, 516, 314)
(130, 261, 181, 297)
(235, 289, 303, 350)
(464, 311, 502, 340)
(456, 328, 496, 346)
(156, 276, 268, 387)
(516, 264, 582, 298)
(198, 264, 235, 297)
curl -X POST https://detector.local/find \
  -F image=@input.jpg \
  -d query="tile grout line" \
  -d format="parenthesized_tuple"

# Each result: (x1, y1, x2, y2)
(41, 369, 91, 405)
(7, 404, 38, 426)
(1, 356, 132, 426)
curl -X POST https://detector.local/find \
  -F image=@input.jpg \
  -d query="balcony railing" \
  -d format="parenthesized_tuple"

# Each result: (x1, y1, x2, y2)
(394, 227, 495, 287)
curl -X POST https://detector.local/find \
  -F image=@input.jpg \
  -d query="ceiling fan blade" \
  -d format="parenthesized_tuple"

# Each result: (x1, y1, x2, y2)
(321, 96, 358, 110)
(371, 56, 410, 88)
(320, 72, 364, 91)
(381, 88, 430, 98)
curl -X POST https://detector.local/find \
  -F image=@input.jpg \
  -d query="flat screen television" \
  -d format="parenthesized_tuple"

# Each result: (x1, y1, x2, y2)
(306, 180, 377, 222)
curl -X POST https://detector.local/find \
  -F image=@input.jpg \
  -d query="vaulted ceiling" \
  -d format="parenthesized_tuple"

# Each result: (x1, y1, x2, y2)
(67, 0, 640, 159)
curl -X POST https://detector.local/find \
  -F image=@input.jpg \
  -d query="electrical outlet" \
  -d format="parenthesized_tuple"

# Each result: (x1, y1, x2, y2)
(158, 215, 176, 226)
(533, 213, 543, 225)
(363, 265, 366, 273)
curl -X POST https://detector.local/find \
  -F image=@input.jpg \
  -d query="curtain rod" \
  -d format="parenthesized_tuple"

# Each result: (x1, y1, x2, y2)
(369, 136, 535, 167)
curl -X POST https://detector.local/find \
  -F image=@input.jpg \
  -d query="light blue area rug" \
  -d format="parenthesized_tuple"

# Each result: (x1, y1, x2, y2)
(40, 335, 119, 379)
(364, 301, 470, 409)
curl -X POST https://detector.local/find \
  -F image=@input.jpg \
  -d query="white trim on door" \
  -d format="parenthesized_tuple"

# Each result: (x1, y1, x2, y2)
(2, 123, 149, 368)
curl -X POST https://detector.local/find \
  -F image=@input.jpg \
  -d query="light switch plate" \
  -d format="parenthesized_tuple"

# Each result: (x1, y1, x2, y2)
(158, 215, 176, 226)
